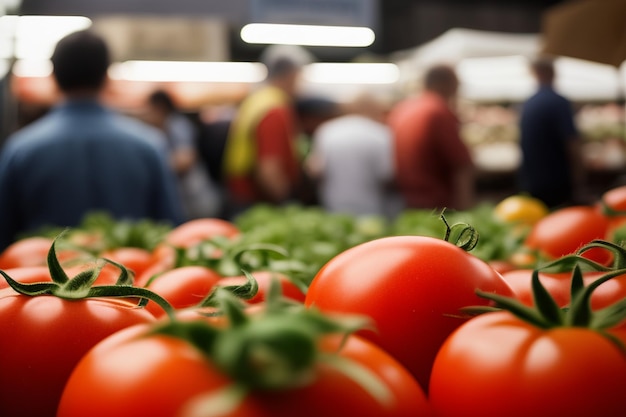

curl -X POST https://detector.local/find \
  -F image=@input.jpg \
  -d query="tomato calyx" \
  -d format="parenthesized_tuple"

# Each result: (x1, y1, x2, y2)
(0, 233, 175, 318)
(466, 240, 626, 353)
(153, 280, 392, 416)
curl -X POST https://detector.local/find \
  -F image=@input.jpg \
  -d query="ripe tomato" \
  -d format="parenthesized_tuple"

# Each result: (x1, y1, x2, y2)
(217, 271, 306, 304)
(165, 218, 241, 248)
(429, 310, 626, 417)
(0, 287, 156, 417)
(100, 247, 154, 278)
(599, 184, 626, 212)
(502, 268, 626, 310)
(57, 323, 432, 417)
(304, 235, 514, 392)
(144, 266, 223, 317)
(524, 205, 610, 264)
(0, 236, 53, 268)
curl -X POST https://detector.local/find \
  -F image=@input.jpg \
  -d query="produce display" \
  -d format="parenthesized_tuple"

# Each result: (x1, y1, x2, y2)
(0, 188, 625, 417)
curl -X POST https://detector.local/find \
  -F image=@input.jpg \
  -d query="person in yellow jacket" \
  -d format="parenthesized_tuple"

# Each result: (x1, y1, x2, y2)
(222, 45, 311, 217)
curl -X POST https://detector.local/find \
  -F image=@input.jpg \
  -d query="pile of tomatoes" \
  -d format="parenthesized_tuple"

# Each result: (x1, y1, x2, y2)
(0, 187, 625, 417)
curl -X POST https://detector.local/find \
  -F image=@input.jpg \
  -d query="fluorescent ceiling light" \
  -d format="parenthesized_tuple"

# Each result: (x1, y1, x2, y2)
(241, 23, 375, 47)
(12, 59, 53, 77)
(10, 15, 92, 59)
(109, 61, 268, 83)
(302, 63, 399, 84)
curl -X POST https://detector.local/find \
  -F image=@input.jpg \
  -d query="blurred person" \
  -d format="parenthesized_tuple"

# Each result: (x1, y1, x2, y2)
(518, 56, 583, 208)
(387, 64, 475, 211)
(0, 30, 184, 251)
(145, 89, 221, 219)
(305, 93, 401, 219)
(221, 44, 311, 218)
(294, 95, 342, 206)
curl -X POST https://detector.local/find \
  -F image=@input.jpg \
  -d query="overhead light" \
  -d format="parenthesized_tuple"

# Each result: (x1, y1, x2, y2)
(13, 15, 92, 59)
(12, 59, 53, 77)
(109, 61, 268, 83)
(302, 63, 399, 84)
(241, 23, 375, 47)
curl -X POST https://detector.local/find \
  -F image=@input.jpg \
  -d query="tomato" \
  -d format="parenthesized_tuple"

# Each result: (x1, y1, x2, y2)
(525, 205, 611, 264)
(57, 323, 432, 417)
(0, 288, 156, 417)
(304, 235, 514, 392)
(502, 268, 626, 310)
(0, 236, 53, 268)
(165, 218, 241, 248)
(600, 184, 626, 212)
(144, 266, 223, 317)
(429, 310, 626, 417)
(218, 271, 306, 304)
(493, 194, 549, 226)
(100, 247, 154, 278)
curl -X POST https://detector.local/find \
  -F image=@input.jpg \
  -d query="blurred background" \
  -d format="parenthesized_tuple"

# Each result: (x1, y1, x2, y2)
(1, 0, 625, 201)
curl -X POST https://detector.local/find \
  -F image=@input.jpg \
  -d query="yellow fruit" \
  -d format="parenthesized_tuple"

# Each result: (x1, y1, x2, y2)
(493, 195, 549, 226)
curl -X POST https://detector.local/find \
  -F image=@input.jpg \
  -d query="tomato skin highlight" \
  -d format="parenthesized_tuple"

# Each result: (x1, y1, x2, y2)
(58, 324, 432, 417)
(429, 311, 626, 417)
(304, 235, 514, 392)
(0, 290, 156, 417)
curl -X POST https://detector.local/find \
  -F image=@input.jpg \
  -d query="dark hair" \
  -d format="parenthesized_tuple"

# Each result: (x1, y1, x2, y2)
(531, 56, 555, 82)
(423, 64, 458, 90)
(51, 30, 110, 92)
(148, 89, 176, 112)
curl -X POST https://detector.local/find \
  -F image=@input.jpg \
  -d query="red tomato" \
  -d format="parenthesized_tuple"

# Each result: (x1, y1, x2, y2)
(0, 288, 156, 417)
(144, 266, 222, 317)
(100, 247, 154, 278)
(165, 218, 241, 248)
(304, 235, 514, 392)
(524, 205, 611, 264)
(57, 323, 432, 417)
(218, 271, 306, 304)
(502, 268, 626, 310)
(429, 311, 626, 417)
(599, 185, 626, 242)
(599, 184, 626, 212)
(0, 236, 53, 268)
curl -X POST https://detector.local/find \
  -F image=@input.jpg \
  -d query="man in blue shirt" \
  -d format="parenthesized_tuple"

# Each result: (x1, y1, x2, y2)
(518, 57, 583, 208)
(0, 30, 185, 250)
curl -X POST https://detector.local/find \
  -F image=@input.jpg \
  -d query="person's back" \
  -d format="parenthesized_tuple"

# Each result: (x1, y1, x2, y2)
(518, 57, 580, 208)
(0, 30, 183, 250)
(312, 113, 394, 217)
(388, 65, 474, 210)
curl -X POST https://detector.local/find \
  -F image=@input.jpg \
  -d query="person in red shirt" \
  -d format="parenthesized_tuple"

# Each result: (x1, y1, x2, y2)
(222, 45, 310, 217)
(387, 64, 475, 211)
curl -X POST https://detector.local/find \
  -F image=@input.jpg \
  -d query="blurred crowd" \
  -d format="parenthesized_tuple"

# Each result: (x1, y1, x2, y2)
(0, 29, 583, 251)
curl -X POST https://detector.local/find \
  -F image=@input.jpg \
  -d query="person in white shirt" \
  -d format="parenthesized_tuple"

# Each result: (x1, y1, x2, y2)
(305, 94, 402, 219)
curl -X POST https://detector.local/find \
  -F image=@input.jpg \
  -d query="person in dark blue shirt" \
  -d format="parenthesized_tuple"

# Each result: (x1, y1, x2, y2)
(0, 30, 185, 250)
(518, 56, 583, 208)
